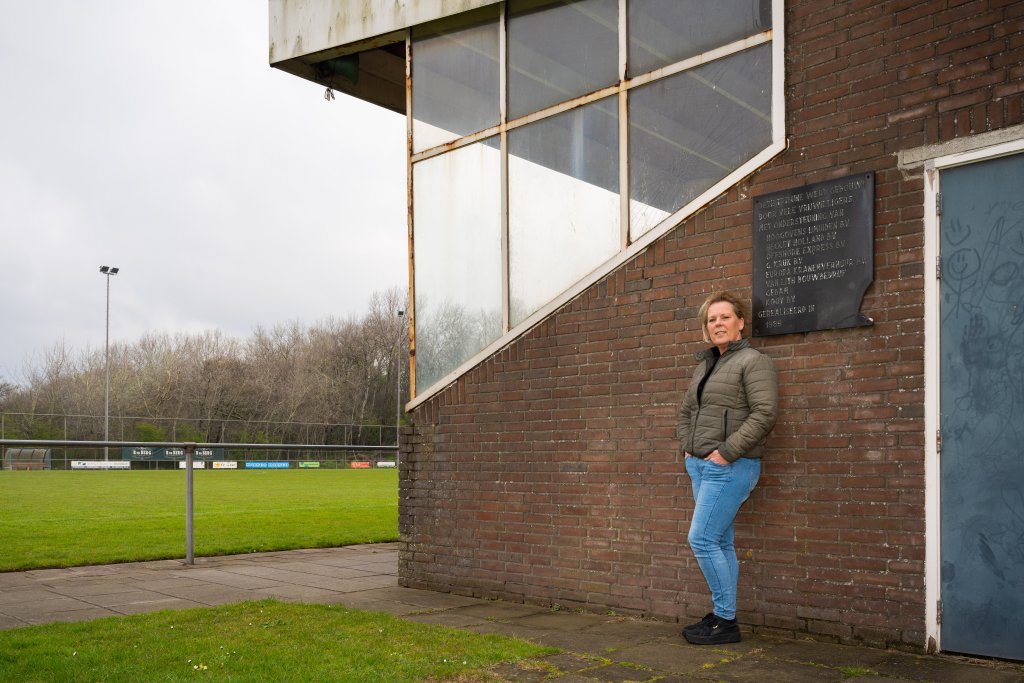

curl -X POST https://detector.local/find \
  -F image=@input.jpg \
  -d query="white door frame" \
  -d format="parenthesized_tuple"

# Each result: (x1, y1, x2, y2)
(922, 136, 1024, 653)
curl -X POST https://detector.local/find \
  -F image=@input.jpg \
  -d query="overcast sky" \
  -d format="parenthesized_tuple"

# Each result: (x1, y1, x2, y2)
(0, 1, 407, 383)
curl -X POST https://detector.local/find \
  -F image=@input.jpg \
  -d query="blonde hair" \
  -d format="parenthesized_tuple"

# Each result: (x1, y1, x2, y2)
(698, 291, 748, 343)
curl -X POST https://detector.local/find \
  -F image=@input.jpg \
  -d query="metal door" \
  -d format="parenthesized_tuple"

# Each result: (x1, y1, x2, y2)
(939, 151, 1024, 660)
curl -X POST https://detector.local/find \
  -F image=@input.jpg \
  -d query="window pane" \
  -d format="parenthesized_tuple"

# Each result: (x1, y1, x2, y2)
(509, 98, 619, 326)
(628, 0, 771, 77)
(507, 0, 618, 120)
(629, 43, 772, 239)
(413, 139, 502, 393)
(413, 10, 500, 152)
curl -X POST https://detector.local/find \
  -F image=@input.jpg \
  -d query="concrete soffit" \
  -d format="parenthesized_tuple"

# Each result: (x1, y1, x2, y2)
(898, 122, 1024, 173)
(268, 0, 502, 113)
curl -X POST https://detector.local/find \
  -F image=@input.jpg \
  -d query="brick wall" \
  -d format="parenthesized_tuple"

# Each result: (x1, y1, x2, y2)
(399, 0, 1024, 651)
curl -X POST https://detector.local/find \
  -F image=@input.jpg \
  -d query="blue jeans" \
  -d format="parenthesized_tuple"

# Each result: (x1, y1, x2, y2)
(685, 456, 761, 620)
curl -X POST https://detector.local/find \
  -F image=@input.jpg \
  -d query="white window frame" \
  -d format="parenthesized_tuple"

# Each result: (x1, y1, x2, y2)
(407, 0, 786, 408)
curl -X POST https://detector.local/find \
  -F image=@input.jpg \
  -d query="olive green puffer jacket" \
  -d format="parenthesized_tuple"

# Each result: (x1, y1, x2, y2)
(676, 338, 778, 462)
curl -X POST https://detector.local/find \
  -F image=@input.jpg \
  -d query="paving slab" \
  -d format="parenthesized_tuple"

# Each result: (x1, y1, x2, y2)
(757, 637, 893, 668)
(122, 577, 211, 594)
(0, 613, 28, 629)
(578, 617, 682, 642)
(689, 653, 847, 682)
(227, 565, 352, 590)
(609, 641, 741, 675)
(402, 611, 496, 629)
(82, 589, 192, 609)
(871, 652, 1024, 683)
(19, 607, 119, 626)
(540, 653, 604, 675)
(488, 659, 553, 682)
(251, 585, 347, 602)
(1, 543, 1023, 683)
(335, 573, 397, 590)
(454, 601, 551, 621)
(0, 587, 62, 606)
(361, 586, 484, 611)
(0, 596, 96, 618)
(530, 629, 627, 657)
(327, 595, 433, 616)
(0, 573, 37, 589)
(163, 568, 285, 590)
(149, 584, 258, 606)
(263, 562, 377, 579)
(463, 618, 562, 644)
(584, 662, 660, 681)
(514, 610, 608, 631)
(108, 597, 204, 616)
(43, 578, 152, 598)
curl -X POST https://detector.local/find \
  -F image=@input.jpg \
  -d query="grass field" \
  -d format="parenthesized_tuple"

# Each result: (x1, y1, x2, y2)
(0, 470, 398, 571)
(0, 471, 557, 682)
(0, 600, 554, 682)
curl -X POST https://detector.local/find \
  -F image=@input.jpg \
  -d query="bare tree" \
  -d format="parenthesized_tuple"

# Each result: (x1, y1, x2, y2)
(2, 289, 410, 446)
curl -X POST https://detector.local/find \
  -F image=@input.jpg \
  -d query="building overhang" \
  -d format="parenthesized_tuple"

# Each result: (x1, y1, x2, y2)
(268, 0, 501, 113)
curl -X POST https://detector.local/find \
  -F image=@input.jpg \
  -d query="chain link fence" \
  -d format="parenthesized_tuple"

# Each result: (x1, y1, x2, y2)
(0, 412, 398, 470)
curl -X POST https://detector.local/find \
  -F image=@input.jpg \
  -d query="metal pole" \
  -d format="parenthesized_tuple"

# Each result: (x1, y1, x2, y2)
(99, 266, 119, 461)
(104, 273, 110, 461)
(185, 444, 194, 565)
(395, 310, 404, 467)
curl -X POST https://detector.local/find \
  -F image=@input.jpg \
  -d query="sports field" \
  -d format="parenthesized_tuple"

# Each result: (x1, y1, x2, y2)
(0, 469, 398, 571)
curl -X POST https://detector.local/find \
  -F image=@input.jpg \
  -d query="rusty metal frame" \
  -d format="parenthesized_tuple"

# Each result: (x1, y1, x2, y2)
(405, 29, 417, 401)
(618, 0, 629, 250)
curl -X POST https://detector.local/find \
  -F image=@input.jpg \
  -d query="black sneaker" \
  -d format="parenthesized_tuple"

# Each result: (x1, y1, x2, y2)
(682, 612, 715, 636)
(683, 614, 741, 645)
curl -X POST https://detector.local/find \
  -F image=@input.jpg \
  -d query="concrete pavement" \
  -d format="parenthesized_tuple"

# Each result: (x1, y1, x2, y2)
(2, 543, 1022, 682)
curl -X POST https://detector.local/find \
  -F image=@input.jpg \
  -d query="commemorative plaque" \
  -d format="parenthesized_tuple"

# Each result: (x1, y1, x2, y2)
(752, 172, 874, 336)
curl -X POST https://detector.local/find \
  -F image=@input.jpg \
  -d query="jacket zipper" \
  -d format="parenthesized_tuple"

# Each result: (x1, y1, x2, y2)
(692, 350, 732, 457)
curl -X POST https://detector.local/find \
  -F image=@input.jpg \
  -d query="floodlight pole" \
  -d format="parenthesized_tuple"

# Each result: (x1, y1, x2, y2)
(396, 309, 404, 466)
(99, 266, 119, 460)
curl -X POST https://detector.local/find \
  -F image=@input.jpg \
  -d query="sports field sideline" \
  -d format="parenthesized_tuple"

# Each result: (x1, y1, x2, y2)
(0, 469, 398, 571)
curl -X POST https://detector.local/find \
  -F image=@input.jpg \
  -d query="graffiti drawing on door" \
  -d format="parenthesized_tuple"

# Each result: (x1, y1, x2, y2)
(939, 152, 1024, 661)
